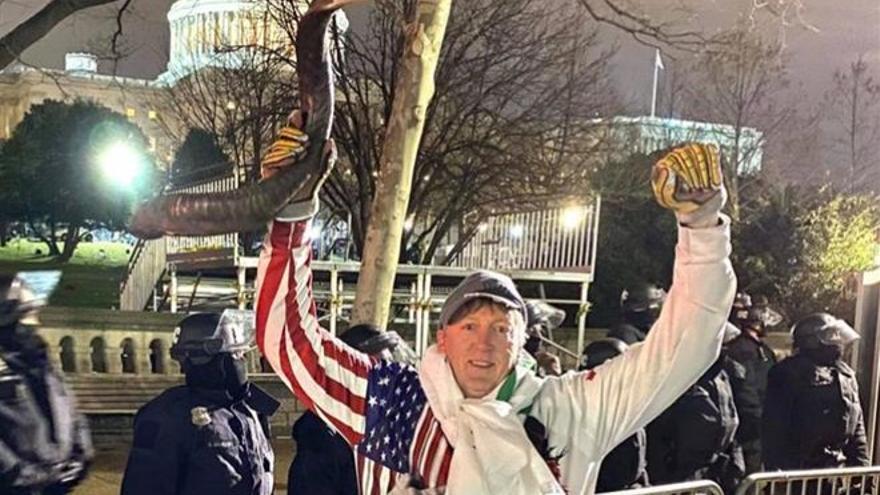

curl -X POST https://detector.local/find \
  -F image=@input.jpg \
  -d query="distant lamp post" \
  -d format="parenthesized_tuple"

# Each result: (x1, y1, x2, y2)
(561, 205, 586, 230)
(97, 141, 146, 190)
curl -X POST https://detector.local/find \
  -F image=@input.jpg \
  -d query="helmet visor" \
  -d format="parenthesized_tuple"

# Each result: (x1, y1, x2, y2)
(815, 318, 860, 347)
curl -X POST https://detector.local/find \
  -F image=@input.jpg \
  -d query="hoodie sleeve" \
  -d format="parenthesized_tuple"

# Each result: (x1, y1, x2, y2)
(531, 217, 736, 493)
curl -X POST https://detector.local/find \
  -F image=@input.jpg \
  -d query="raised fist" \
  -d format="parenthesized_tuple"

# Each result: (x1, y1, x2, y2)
(650, 143, 726, 228)
(260, 110, 309, 180)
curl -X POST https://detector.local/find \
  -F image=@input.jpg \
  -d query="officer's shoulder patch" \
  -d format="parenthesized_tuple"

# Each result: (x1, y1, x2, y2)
(132, 420, 162, 450)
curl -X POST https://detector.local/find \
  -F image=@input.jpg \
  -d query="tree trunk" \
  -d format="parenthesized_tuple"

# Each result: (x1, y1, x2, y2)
(0, 220, 8, 247)
(58, 223, 80, 262)
(350, 0, 452, 327)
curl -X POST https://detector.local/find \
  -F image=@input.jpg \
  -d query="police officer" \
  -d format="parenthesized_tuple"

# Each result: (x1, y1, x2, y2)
(607, 283, 666, 344)
(763, 313, 868, 470)
(647, 328, 745, 493)
(524, 300, 566, 377)
(580, 338, 649, 492)
(288, 324, 402, 495)
(121, 310, 279, 495)
(0, 272, 93, 495)
(724, 292, 781, 473)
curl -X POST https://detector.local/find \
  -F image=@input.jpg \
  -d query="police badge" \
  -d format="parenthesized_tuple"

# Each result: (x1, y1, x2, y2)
(190, 406, 212, 427)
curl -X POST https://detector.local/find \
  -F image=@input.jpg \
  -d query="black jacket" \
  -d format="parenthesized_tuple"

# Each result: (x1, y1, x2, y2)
(0, 346, 93, 495)
(647, 358, 745, 493)
(724, 333, 777, 443)
(121, 383, 279, 495)
(762, 354, 869, 470)
(288, 411, 358, 495)
(596, 428, 649, 492)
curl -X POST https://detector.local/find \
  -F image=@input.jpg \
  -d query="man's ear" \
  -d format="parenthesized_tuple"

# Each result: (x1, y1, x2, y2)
(437, 327, 448, 354)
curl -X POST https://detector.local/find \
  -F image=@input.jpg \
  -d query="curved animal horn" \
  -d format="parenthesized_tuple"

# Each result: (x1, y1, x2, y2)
(129, 0, 358, 239)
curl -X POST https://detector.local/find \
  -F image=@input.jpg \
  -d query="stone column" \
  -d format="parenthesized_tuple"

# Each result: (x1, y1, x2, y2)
(75, 344, 93, 374)
(106, 339, 123, 374)
(45, 340, 62, 371)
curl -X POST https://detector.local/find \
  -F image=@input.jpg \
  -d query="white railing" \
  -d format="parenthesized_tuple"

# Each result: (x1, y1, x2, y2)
(119, 238, 166, 311)
(164, 175, 239, 255)
(601, 480, 724, 495)
(450, 197, 601, 273)
(735, 466, 880, 495)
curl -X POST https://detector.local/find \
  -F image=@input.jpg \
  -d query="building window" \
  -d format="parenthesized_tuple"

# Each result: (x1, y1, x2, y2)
(126, 108, 136, 118)
(148, 110, 158, 120)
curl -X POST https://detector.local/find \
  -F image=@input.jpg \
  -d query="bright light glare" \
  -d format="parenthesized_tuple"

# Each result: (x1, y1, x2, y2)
(510, 224, 524, 238)
(308, 223, 322, 239)
(98, 142, 143, 189)
(404, 216, 414, 232)
(561, 206, 586, 230)
(477, 223, 488, 233)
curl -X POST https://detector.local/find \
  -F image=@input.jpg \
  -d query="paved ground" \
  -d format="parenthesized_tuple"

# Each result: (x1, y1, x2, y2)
(73, 439, 296, 494)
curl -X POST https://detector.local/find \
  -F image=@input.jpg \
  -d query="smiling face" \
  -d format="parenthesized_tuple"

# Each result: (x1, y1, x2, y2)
(436, 299, 525, 399)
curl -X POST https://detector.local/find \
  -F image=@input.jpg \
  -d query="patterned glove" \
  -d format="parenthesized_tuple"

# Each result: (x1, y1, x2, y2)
(260, 111, 309, 181)
(650, 143, 727, 228)
(261, 110, 337, 221)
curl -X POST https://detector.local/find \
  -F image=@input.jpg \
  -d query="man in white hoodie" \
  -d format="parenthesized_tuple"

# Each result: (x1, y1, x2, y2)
(257, 121, 736, 494)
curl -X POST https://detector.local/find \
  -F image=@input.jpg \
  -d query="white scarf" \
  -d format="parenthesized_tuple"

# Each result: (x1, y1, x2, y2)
(417, 345, 565, 495)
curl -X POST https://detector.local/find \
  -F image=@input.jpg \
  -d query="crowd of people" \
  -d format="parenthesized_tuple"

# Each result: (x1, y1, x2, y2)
(0, 116, 872, 495)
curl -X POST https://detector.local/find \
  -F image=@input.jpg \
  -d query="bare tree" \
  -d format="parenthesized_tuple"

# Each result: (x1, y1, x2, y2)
(679, 26, 793, 218)
(823, 56, 880, 194)
(0, 0, 135, 70)
(267, 0, 619, 265)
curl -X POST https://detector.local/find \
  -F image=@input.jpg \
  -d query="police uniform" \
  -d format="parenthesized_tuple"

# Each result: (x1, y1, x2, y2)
(724, 331, 776, 472)
(121, 383, 278, 495)
(763, 354, 868, 469)
(0, 272, 92, 495)
(647, 358, 745, 493)
(0, 352, 93, 495)
(122, 310, 279, 495)
(581, 338, 650, 492)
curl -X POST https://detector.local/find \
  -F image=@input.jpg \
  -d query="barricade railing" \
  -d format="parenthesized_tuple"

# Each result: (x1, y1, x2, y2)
(601, 480, 724, 495)
(736, 466, 880, 495)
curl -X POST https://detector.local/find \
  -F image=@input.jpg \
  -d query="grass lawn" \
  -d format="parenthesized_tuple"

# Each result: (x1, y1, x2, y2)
(0, 238, 131, 308)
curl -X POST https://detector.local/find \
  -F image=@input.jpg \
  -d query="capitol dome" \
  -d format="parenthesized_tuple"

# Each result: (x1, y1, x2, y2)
(161, 0, 345, 83)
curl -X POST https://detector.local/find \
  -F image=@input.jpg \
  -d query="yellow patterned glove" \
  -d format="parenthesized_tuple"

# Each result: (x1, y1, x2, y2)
(651, 143, 726, 227)
(260, 111, 309, 180)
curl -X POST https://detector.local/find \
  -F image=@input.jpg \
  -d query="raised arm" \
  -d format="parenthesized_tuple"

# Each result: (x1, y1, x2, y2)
(537, 217, 735, 457)
(256, 218, 374, 445)
(533, 144, 736, 493)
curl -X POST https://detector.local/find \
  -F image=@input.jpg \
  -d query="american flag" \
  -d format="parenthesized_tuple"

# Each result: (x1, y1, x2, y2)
(257, 220, 455, 494)
(358, 361, 425, 472)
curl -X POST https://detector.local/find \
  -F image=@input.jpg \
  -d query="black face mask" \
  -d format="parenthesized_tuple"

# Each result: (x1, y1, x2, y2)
(802, 345, 843, 366)
(625, 309, 659, 334)
(185, 354, 248, 397)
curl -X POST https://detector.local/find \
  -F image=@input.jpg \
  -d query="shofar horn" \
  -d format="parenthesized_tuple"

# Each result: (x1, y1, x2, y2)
(129, 0, 357, 239)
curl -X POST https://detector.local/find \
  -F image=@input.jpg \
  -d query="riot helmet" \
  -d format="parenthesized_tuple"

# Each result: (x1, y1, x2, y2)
(579, 337, 629, 371)
(339, 324, 416, 365)
(524, 300, 566, 356)
(791, 313, 859, 351)
(620, 283, 666, 333)
(730, 292, 782, 335)
(171, 310, 256, 395)
(0, 271, 60, 328)
(170, 310, 254, 366)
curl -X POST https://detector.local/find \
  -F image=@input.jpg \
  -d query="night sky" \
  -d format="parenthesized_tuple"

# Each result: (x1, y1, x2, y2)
(1, 0, 877, 113)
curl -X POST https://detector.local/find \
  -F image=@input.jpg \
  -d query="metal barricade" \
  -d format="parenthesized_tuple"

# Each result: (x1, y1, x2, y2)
(736, 466, 880, 495)
(601, 480, 724, 495)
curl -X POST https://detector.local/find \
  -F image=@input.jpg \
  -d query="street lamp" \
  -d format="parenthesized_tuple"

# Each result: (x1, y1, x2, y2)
(561, 205, 586, 230)
(97, 141, 145, 190)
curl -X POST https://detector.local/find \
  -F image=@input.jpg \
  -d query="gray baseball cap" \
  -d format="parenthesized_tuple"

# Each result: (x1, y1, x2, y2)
(439, 270, 527, 327)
